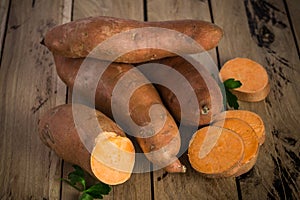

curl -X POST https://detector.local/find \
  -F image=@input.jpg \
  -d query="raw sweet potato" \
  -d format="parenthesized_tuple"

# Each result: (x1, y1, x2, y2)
(54, 55, 185, 173)
(214, 110, 265, 145)
(45, 16, 223, 63)
(144, 56, 223, 126)
(213, 118, 259, 176)
(188, 126, 244, 177)
(219, 58, 270, 102)
(38, 104, 135, 185)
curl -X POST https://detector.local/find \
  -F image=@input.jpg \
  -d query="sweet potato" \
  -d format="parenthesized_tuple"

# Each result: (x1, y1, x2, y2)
(214, 110, 265, 145)
(38, 104, 135, 185)
(143, 56, 223, 126)
(219, 58, 270, 102)
(213, 118, 259, 176)
(188, 126, 244, 177)
(44, 16, 223, 63)
(54, 55, 185, 173)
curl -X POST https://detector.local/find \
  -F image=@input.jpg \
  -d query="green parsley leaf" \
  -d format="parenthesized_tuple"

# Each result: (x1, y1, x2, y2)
(223, 78, 242, 109)
(224, 78, 242, 89)
(67, 165, 86, 190)
(72, 165, 85, 177)
(68, 173, 86, 190)
(80, 192, 94, 200)
(85, 183, 111, 198)
(225, 89, 239, 109)
(60, 165, 111, 200)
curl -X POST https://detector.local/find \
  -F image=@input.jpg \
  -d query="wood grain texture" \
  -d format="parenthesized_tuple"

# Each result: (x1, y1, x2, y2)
(61, 1, 151, 200)
(73, 0, 144, 20)
(286, 0, 300, 50)
(211, 0, 300, 199)
(0, 0, 9, 59)
(0, 0, 70, 199)
(147, 0, 238, 199)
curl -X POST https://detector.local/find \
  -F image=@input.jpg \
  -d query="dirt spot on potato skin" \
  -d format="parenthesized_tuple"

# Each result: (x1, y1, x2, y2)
(40, 123, 55, 147)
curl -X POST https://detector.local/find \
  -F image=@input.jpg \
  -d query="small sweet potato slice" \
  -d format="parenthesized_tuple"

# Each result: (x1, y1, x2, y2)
(213, 118, 259, 176)
(214, 110, 265, 145)
(188, 126, 244, 177)
(219, 58, 270, 102)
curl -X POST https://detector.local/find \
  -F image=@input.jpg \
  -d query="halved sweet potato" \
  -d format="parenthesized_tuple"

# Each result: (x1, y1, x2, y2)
(38, 104, 135, 185)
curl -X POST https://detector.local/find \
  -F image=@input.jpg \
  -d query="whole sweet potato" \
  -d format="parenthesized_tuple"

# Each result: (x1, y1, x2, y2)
(54, 55, 185, 173)
(44, 16, 223, 63)
(141, 56, 223, 126)
(38, 104, 135, 185)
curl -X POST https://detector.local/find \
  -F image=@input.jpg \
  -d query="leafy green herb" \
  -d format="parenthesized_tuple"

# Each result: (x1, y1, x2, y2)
(223, 78, 242, 109)
(61, 165, 111, 200)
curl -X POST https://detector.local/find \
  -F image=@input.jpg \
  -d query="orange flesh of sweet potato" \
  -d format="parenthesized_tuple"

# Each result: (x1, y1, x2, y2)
(38, 104, 135, 185)
(91, 132, 135, 185)
(45, 16, 223, 63)
(188, 126, 244, 176)
(219, 58, 270, 102)
(148, 56, 223, 126)
(213, 118, 259, 176)
(214, 110, 265, 145)
(53, 55, 185, 173)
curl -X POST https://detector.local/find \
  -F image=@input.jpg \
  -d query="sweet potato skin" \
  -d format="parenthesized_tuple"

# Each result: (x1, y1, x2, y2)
(54, 55, 184, 172)
(45, 16, 223, 63)
(38, 104, 126, 177)
(147, 56, 223, 126)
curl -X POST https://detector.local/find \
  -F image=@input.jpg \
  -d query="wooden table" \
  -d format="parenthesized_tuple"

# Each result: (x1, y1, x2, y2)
(0, 0, 299, 199)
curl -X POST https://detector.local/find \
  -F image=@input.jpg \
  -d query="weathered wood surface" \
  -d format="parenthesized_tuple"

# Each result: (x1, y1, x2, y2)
(212, 0, 300, 199)
(147, 0, 238, 199)
(0, 0, 69, 199)
(286, 0, 300, 54)
(0, 0, 10, 60)
(0, 0, 299, 199)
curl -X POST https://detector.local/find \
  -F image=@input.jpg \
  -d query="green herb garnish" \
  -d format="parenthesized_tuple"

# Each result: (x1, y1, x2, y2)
(61, 165, 111, 200)
(223, 78, 242, 109)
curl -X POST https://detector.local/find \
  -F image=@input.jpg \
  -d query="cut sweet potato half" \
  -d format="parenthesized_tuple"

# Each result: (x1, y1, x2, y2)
(91, 132, 135, 185)
(214, 110, 265, 145)
(188, 126, 244, 177)
(213, 118, 259, 176)
(219, 58, 270, 102)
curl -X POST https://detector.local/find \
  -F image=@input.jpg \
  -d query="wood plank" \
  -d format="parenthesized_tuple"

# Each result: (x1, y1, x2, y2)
(73, 0, 144, 20)
(147, 0, 239, 199)
(0, 0, 70, 199)
(0, 0, 10, 59)
(61, 1, 150, 200)
(286, 0, 300, 52)
(211, 0, 300, 199)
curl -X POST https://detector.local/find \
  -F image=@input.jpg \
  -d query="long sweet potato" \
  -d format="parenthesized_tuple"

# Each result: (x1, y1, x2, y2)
(38, 104, 135, 185)
(143, 56, 223, 126)
(54, 55, 185, 173)
(44, 16, 223, 63)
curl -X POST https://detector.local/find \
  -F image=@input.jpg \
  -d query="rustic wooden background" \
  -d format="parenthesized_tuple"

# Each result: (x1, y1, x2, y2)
(0, 0, 299, 199)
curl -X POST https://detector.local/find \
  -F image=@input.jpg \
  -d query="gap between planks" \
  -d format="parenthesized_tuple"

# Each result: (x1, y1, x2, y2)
(0, 0, 11, 65)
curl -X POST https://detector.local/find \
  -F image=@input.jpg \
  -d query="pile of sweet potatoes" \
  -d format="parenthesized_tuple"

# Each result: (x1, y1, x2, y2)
(39, 16, 266, 185)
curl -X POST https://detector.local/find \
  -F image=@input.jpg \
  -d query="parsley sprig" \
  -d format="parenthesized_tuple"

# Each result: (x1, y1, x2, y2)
(61, 165, 111, 200)
(223, 78, 242, 109)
